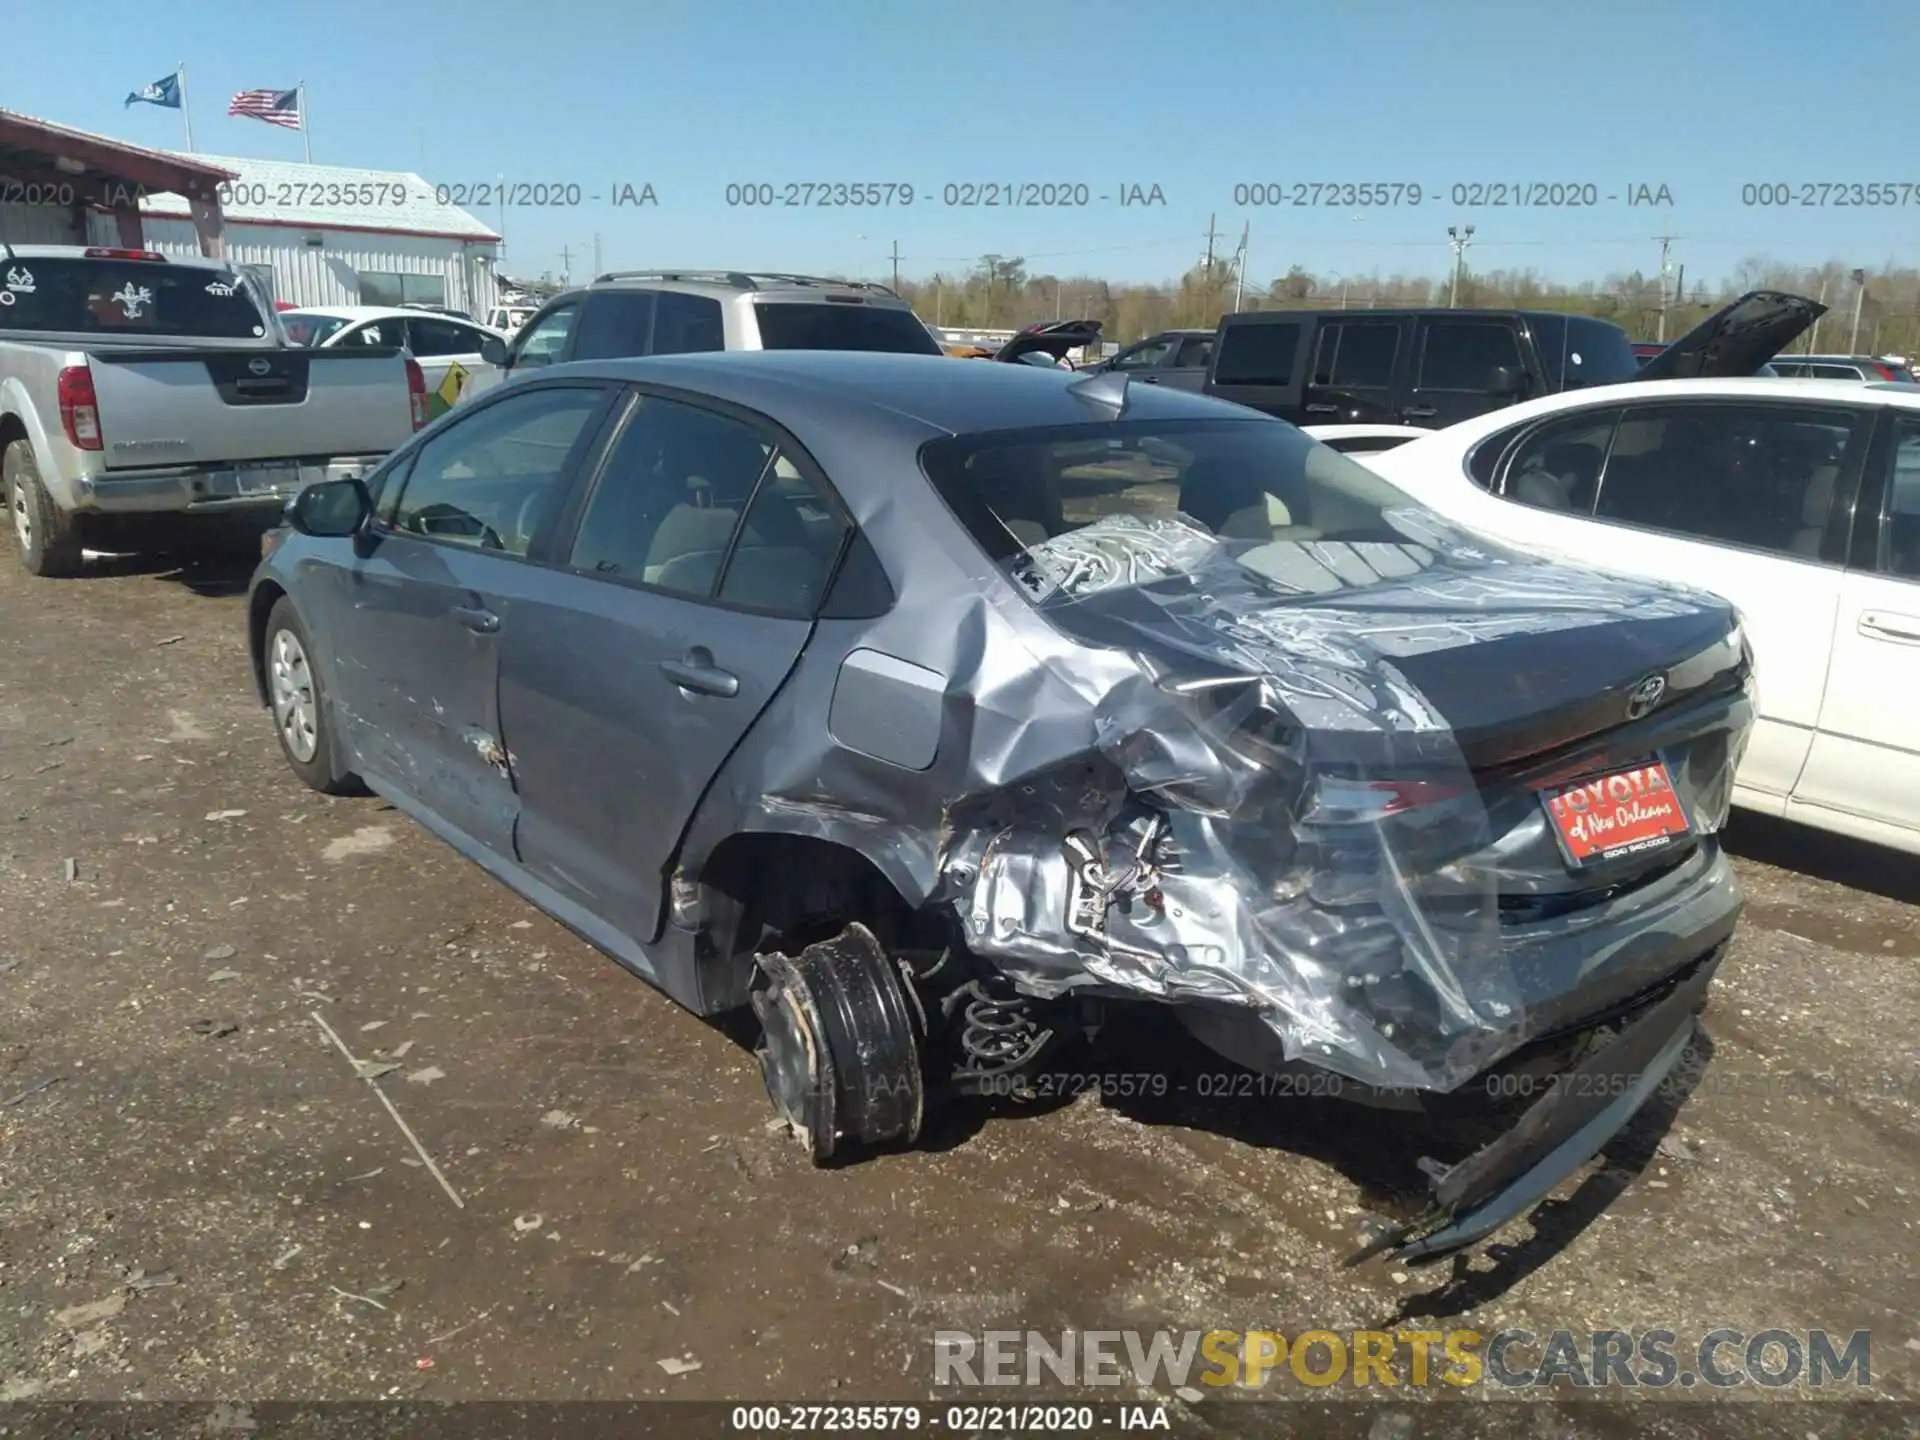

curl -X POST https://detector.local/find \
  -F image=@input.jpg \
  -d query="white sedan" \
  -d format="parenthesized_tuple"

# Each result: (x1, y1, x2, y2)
(279, 305, 506, 419)
(1323, 376, 1920, 855)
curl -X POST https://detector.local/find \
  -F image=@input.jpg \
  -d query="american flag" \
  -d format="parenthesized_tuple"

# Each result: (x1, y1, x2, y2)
(227, 87, 302, 129)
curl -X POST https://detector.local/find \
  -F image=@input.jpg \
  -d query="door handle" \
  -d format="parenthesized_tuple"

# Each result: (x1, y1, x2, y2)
(450, 604, 499, 634)
(660, 653, 740, 698)
(1401, 405, 1439, 419)
(1859, 611, 1920, 644)
(1303, 402, 1338, 415)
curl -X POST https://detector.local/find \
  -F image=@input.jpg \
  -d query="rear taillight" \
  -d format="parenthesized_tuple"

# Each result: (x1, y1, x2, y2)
(404, 356, 428, 429)
(57, 366, 102, 451)
(1305, 777, 1463, 825)
(1874, 363, 1904, 381)
(82, 247, 165, 261)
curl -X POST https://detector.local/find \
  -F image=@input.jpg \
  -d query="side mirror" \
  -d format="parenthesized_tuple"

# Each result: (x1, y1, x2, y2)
(1488, 364, 1528, 396)
(479, 335, 509, 367)
(288, 477, 372, 538)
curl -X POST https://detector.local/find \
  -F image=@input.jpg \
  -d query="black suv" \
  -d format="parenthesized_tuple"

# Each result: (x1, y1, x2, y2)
(1197, 292, 1823, 429)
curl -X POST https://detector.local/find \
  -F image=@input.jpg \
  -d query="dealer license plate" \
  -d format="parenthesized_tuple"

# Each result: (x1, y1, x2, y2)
(1540, 759, 1691, 868)
(234, 463, 301, 495)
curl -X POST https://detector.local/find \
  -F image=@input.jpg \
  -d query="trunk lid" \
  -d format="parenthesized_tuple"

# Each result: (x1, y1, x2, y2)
(1634, 289, 1826, 380)
(993, 320, 1103, 364)
(87, 347, 417, 468)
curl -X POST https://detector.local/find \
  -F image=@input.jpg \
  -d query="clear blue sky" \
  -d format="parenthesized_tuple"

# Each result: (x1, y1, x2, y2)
(5, 0, 1917, 289)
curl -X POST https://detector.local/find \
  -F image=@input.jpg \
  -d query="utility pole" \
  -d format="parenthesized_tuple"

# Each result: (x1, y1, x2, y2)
(1446, 224, 1475, 308)
(593, 232, 602, 279)
(1202, 214, 1220, 285)
(1849, 268, 1868, 353)
(1232, 222, 1249, 312)
(890, 239, 901, 292)
(1655, 225, 1681, 343)
(559, 244, 573, 287)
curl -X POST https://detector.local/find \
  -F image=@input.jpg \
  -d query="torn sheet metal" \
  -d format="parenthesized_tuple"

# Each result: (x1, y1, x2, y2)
(702, 482, 1751, 1094)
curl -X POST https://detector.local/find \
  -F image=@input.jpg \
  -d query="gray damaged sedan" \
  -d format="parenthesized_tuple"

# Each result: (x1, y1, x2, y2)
(248, 351, 1753, 1262)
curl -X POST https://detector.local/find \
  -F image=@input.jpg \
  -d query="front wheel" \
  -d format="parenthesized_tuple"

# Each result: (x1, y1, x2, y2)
(263, 596, 360, 795)
(5, 440, 82, 577)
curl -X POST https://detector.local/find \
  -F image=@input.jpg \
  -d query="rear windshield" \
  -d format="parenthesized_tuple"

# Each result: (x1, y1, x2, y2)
(280, 312, 350, 346)
(0, 257, 270, 338)
(752, 300, 943, 354)
(920, 418, 1447, 604)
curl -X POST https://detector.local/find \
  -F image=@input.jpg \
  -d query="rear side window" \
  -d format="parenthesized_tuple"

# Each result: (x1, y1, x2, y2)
(652, 292, 725, 354)
(568, 394, 773, 594)
(751, 301, 942, 354)
(1593, 403, 1863, 559)
(407, 317, 480, 357)
(716, 455, 852, 615)
(340, 319, 404, 347)
(0, 257, 270, 337)
(571, 291, 657, 360)
(1212, 322, 1302, 385)
(1497, 411, 1620, 513)
(1312, 322, 1399, 388)
(1172, 335, 1214, 368)
(1882, 418, 1920, 579)
(1417, 322, 1523, 391)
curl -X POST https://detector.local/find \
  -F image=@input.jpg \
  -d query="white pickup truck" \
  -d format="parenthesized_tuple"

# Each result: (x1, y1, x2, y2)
(1, 244, 428, 576)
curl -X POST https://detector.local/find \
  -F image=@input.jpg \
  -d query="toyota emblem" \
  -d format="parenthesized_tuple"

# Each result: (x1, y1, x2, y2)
(1626, 673, 1667, 720)
(248, 357, 272, 377)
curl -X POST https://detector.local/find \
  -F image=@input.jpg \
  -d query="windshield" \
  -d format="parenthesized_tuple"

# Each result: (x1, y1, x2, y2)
(921, 418, 1453, 604)
(280, 312, 351, 346)
(752, 300, 944, 354)
(0, 257, 271, 338)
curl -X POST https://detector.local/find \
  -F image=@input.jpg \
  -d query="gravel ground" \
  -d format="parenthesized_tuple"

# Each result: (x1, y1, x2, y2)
(2, 550, 1918, 1432)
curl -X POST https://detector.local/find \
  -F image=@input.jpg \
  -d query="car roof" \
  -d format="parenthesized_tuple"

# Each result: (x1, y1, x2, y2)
(546, 349, 1262, 434)
(281, 305, 423, 321)
(1221, 306, 1606, 324)
(3, 243, 225, 270)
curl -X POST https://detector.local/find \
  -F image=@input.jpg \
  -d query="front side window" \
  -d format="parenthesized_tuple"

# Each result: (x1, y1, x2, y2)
(1418, 322, 1523, 391)
(1113, 338, 1174, 370)
(921, 417, 1445, 603)
(388, 386, 603, 555)
(1312, 322, 1399, 388)
(1592, 403, 1864, 559)
(750, 301, 941, 354)
(1173, 336, 1215, 368)
(513, 304, 578, 367)
(340, 318, 405, 347)
(1496, 411, 1620, 513)
(1212, 322, 1303, 386)
(280, 312, 349, 347)
(568, 394, 774, 595)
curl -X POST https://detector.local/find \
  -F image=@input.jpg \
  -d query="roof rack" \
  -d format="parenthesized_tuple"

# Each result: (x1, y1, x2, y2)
(590, 269, 902, 298)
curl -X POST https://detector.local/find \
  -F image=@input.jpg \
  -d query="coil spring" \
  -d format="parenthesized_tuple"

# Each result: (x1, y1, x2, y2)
(952, 980, 1051, 1076)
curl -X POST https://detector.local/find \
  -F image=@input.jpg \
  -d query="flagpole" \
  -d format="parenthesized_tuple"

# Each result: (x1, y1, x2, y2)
(299, 81, 311, 163)
(177, 63, 195, 152)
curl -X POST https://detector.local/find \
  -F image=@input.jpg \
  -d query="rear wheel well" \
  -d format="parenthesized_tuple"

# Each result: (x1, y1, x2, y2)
(695, 833, 939, 1009)
(248, 581, 288, 703)
(0, 414, 28, 456)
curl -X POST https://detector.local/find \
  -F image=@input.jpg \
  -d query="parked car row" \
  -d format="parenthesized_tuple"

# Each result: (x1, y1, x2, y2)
(1088, 291, 1825, 430)
(6, 249, 1886, 1271)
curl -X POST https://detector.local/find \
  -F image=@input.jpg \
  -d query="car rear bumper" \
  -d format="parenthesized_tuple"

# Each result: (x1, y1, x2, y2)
(71, 455, 386, 515)
(1349, 943, 1720, 1264)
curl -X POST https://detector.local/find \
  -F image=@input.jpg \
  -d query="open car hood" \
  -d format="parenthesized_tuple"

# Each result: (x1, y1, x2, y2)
(993, 320, 1103, 363)
(1635, 290, 1825, 380)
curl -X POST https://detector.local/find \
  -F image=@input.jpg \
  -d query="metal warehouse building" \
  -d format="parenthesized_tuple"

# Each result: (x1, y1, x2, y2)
(134, 153, 502, 316)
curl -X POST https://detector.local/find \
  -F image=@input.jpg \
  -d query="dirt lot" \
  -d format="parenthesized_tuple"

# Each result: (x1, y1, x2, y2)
(2, 551, 1919, 1428)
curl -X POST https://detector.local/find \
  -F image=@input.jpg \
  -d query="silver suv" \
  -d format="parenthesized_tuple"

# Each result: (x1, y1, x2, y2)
(461, 270, 940, 402)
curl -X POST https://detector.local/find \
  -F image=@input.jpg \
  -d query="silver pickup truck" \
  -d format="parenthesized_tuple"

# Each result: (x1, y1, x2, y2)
(1, 244, 427, 576)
